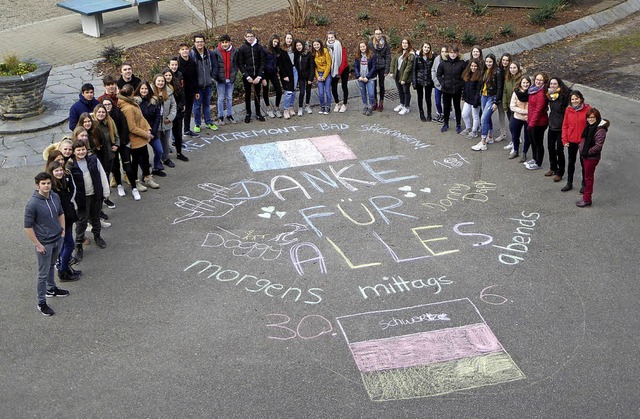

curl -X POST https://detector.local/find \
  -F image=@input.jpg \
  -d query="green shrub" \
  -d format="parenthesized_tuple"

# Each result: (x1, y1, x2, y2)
(100, 42, 126, 67)
(499, 23, 515, 36)
(387, 27, 401, 48)
(363, 27, 372, 37)
(147, 63, 162, 80)
(313, 15, 330, 26)
(414, 20, 428, 33)
(357, 10, 370, 21)
(483, 31, 494, 42)
(470, 2, 489, 16)
(529, 0, 566, 24)
(426, 5, 439, 16)
(461, 30, 478, 45)
(0, 54, 37, 76)
(444, 26, 457, 40)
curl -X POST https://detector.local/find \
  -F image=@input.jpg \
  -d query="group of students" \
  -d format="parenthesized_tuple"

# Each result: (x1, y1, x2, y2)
(26, 29, 611, 316)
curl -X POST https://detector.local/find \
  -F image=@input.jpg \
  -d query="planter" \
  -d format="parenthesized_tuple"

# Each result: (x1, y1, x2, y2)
(0, 59, 52, 120)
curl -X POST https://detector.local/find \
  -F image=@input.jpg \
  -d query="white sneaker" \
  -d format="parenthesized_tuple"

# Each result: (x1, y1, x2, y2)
(504, 142, 514, 150)
(100, 219, 112, 228)
(526, 159, 536, 166)
(283, 109, 290, 119)
(487, 136, 495, 144)
(339, 104, 347, 113)
(468, 131, 479, 138)
(334, 102, 341, 112)
(398, 106, 408, 115)
(393, 104, 403, 112)
(460, 128, 470, 135)
(471, 141, 487, 151)
(144, 175, 160, 189)
(267, 109, 275, 118)
(135, 180, 148, 192)
(275, 109, 282, 118)
(305, 105, 312, 114)
(117, 184, 125, 197)
(526, 162, 540, 170)
(297, 109, 303, 116)
(132, 188, 141, 201)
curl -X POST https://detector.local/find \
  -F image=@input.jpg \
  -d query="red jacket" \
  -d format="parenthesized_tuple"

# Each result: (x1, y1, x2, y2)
(562, 104, 591, 145)
(527, 88, 549, 128)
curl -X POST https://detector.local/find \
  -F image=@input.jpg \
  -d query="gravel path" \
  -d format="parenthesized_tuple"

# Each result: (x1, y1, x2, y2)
(0, 0, 71, 31)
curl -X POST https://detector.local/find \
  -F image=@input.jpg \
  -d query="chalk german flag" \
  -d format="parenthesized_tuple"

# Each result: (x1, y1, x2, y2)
(336, 298, 525, 401)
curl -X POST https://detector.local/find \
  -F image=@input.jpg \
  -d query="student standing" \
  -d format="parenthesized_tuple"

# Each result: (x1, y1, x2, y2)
(212, 34, 238, 126)
(152, 74, 177, 170)
(116, 63, 142, 90)
(97, 75, 119, 106)
(368, 28, 391, 111)
(25, 172, 69, 316)
(165, 62, 190, 161)
(262, 34, 283, 118)
(412, 42, 434, 122)
(509, 76, 531, 160)
(389, 38, 415, 116)
(68, 83, 99, 131)
(295, 40, 314, 115)
(178, 42, 199, 137)
(237, 29, 266, 123)
(189, 34, 218, 133)
(546, 77, 570, 182)
(577, 108, 608, 207)
(561, 90, 591, 192)
(327, 31, 350, 113)
(312, 39, 332, 115)
(502, 62, 524, 153)
(354, 41, 377, 116)
(460, 59, 482, 138)
(431, 46, 448, 123)
(437, 45, 465, 132)
(279, 32, 297, 119)
(472, 53, 504, 150)
(525, 72, 550, 170)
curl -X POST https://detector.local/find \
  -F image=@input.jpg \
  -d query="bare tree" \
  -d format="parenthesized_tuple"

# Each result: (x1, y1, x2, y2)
(287, 0, 308, 28)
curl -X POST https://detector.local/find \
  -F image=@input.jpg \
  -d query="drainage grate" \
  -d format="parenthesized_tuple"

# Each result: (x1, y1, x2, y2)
(384, 91, 399, 101)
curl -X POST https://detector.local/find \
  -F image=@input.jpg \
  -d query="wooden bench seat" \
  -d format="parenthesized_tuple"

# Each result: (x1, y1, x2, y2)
(56, 0, 161, 38)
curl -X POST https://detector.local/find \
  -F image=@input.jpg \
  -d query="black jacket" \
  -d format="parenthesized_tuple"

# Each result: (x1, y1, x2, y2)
(136, 96, 161, 138)
(278, 49, 296, 91)
(368, 35, 391, 74)
(237, 40, 265, 79)
(412, 55, 434, 88)
(296, 52, 315, 82)
(437, 57, 465, 95)
(54, 174, 78, 225)
(482, 68, 504, 105)
(462, 79, 482, 107)
(70, 154, 104, 210)
(548, 91, 570, 131)
(178, 55, 198, 95)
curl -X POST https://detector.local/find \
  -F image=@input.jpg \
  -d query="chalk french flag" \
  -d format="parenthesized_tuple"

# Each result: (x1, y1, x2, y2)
(336, 299, 525, 401)
(240, 135, 356, 172)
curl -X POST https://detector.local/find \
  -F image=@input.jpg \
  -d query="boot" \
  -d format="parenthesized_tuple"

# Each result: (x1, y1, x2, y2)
(377, 99, 384, 112)
(372, 101, 378, 111)
(420, 112, 426, 122)
(73, 244, 83, 262)
(94, 234, 107, 249)
(561, 182, 573, 192)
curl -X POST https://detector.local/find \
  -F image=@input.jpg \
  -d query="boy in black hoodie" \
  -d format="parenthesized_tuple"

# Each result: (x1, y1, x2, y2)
(236, 29, 266, 123)
(24, 172, 69, 316)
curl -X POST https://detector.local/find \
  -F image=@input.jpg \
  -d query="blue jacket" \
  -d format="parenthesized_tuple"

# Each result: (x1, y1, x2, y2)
(353, 53, 378, 80)
(68, 93, 99, 131)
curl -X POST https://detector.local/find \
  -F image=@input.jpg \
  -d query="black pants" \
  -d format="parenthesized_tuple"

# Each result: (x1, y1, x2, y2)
(111, 151, 122, 185)
(566, 142, 585, 185)
(372, 68, 386, 101)
(547, 129, 565, 176)
(395, 74, 411, 107)
(172, 113, 184, 154)
(510, 117, 528, 153)
(262, 73, 282, 107)
(416, 85, 433, 117)
(131, 145, 151, 182)
(528, 125, 547, 166)
(118, 146, 137, 186)
(76, 194, 102, 244)
(442, 91, 461, 126)
(183, 90, 195, 132)
(331, 67, 350, 105)
(298, 77, 312, 107)
(243, 78, 262, 116)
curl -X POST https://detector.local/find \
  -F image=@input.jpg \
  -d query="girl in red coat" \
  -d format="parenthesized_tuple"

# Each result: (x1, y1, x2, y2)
(525, 72, 549, 170)
(561, 90, 591, 192)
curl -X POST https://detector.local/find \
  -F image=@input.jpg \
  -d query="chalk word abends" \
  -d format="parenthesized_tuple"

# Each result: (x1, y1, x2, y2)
(493, 211, 541, 265)
(336, 299, 525, 401)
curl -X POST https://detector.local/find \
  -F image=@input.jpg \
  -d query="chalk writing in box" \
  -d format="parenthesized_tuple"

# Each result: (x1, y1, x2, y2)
(433, 153, 470, 169)
(422, 181, 497, 212)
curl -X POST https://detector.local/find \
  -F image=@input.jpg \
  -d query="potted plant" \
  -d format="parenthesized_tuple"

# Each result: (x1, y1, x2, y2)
(0, 54, 52, 119)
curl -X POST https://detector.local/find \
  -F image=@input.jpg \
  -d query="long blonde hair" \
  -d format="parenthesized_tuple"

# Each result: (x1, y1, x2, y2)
(91, 104, 117, 146)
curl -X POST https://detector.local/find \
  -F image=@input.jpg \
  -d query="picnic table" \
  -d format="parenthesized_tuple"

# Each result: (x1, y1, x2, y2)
(56, 0, 162, 37)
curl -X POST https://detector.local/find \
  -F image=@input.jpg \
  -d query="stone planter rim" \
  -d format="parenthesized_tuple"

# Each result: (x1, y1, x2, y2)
(0, 58, 52, 82)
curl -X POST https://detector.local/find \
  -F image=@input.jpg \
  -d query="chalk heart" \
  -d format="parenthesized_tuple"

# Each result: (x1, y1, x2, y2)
(420, 187, 431, 193)
(276, 211, 286, 218)
(398, 186, 412, 192)
(261, 206, 275, 213)
(404, 192, 417, 198)
(258, 213, 272, 219)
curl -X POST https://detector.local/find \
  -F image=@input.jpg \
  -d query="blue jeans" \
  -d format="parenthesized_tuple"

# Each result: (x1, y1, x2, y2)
(434, 88, 443, 115)
(283, 68, 298, 110)
(36, 237, 63, 303)
(217, 81, 234, 118)
(358, 79, 376, 106)
(317, 72, 332, 107)
(150, 137, 164, 170)
(193, 85, 213, 126)
(58, 225, 75, 272)
(481, 95, 495, 137)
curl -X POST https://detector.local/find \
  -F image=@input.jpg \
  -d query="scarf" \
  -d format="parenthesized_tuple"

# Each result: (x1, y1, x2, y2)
(327, 39, 342, 77)
(528, 84, 543, 95)
(515, 88, 529, 102)
(548, 87, 559, 101)
(218, 44, 232, 80)
(571, 103, 584, 111)
(581, 118, 600, 157)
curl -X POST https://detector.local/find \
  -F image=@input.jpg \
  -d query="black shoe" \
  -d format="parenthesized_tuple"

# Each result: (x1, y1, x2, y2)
(177, 153, 189, 162)
(46, 287, 70, 298)
(100, 210, 109, 220)
(69, 256, 80, 266)
(94, 235, 107, 249)
(104, 198, 116, 209)
(69, 266, 83, 276)
(420, 113, 427, 122)
(73, 245, 83, 262)
(184, 130, 200, 137)
(37, 302, 55, 316)
(256, 115, 266, 122)
(426, 115, 432, 122)
(151, 170, 167, 177)
(164, 159, 176, 168)
(226, 115, 237, 124)
(58, 269, 81, 282)
(561, 182, 573, 192)
(244, 114, 251, 123)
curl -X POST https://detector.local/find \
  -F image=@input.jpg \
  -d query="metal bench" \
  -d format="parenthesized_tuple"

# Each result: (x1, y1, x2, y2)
(56, 0, 162, 38)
